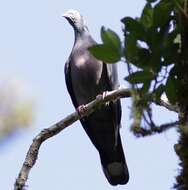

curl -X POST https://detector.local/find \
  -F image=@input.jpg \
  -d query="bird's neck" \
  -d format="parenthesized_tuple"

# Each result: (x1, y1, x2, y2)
(74, 26, 90, 40)
(74, 27, 91, 45)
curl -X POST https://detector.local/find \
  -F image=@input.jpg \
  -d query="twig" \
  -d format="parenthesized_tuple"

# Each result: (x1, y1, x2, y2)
(132, 120, 179, 137)
(173, 0, 188, 19)
(156, 98, 179, 112)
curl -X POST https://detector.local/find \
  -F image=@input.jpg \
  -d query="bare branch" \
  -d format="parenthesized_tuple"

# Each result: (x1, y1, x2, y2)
(13, 87, 178, 190)
(14, 88, 131, 190)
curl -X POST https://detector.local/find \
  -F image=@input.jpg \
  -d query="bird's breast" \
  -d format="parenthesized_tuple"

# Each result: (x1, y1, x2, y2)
(71, 51, 103, 85)
(70, 50, 105, 104)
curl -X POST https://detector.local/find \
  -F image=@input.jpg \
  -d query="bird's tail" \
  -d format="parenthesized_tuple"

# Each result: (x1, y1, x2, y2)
(100, 135, 129, 186)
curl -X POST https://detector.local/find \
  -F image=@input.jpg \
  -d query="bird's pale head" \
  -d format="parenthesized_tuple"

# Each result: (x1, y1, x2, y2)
(63, 9, 88, 32)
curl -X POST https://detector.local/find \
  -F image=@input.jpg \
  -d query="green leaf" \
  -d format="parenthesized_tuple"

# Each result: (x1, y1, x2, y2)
(89, 26, 122, 63)
(101, 26, 121, 51)
(125, 34, 152, 69)
(124, 34, 138, 61)
(137, 48, 152, 69)
(161, 30, 179, 65)
(165, 76, 177, 104)
(125, 70, 154, 84)
(89, 44, 121, 63)
(153, 1, 173, 28)
(140, 3, 154, 29)
(121, 17, 146, 40)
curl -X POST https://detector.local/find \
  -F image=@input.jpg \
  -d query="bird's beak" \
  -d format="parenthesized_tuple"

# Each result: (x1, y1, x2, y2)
(62, 11, 71, 19)
(62, 13, 68, 18)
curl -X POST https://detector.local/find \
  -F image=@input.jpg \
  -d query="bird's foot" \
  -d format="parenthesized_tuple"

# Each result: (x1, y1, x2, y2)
(76, 105, 86, 117)
(102, 91, 109, 106)
(102, 91, 108, 99)
(96, 91, 108, 100)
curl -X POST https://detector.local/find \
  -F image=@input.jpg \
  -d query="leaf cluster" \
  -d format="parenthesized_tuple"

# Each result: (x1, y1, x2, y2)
(89, 0, 183, 132)
(123, 0, 181, 105)
(89, 1, 188, 188)
(89, 0, 182, 105)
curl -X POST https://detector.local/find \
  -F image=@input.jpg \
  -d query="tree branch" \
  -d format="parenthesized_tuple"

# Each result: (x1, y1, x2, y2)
(13, 87, 178, 190)
(14, 88, 131, 190)
(132, 120, 179, 137)
(156, 98, 179, 113)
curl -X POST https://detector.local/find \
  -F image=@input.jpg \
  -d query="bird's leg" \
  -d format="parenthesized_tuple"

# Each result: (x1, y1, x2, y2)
(76, 105, 87, 117)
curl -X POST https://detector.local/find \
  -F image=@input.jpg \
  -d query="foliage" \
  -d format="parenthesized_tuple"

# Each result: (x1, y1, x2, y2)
(89, 27, 122, 63)
(89, 0, 188, 189)
(89, 0, 182, 129)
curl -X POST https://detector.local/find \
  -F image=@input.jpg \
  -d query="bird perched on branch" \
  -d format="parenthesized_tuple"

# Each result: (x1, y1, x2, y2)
(63, 9, 129, 186)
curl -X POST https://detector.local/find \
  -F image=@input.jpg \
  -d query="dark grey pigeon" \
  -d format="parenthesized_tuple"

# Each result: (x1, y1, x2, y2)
(63, 9, 129, 186)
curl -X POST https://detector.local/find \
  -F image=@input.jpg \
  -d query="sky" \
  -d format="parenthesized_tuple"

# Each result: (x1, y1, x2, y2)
(0, 0, 179, 190)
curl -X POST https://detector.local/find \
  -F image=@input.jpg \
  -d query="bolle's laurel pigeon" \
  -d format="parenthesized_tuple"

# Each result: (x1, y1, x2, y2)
(63, 9, 129, 186)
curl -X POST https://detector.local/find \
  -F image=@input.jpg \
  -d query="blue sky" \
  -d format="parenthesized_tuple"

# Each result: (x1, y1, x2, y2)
(0, 0, 179, 189)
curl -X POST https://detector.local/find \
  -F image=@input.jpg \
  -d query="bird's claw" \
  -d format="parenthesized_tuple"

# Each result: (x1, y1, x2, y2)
(76, 105, 86, 117)
(102, 91, 108, 99)
(102, 91, 109, 106)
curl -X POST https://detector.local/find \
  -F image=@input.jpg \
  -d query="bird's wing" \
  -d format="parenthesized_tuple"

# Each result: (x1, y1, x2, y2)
(105, 63, 120, 90)
(103, 63, 122, 153)
(64, 56, 78, 108)
(104, 63, 122, 126)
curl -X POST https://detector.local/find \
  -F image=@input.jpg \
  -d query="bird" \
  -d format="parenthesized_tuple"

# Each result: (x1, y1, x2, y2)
(63, 9, 129, 186)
